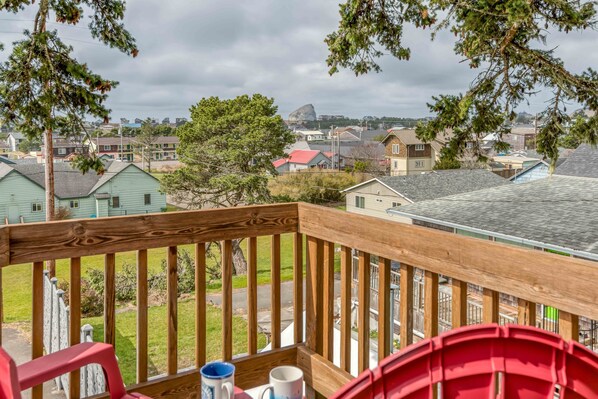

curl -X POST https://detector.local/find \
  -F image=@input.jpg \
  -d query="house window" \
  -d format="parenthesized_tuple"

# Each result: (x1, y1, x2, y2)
(393, 160, 398, 169)
(355, 196, 365, 209)
(144, 194, 151, 205)
(392, 202, 401, 208)
(69, 200, 79, 209)
(415, 161, 425, 168)
(466, 142, 474, 149)
(31, 202, 42, 213)
(57, 148, 66, 155)
(112, 196, 120, 208)
(103, 145, 111, 151)
(392, 144, 400, 154)
(415, 144, 425, 151)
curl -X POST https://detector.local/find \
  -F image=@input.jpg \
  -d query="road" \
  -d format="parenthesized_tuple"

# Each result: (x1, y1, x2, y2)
(206, 277, 342, 334)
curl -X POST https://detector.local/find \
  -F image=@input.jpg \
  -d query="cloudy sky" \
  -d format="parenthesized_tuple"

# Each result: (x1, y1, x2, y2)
(1, 1, 597, 121)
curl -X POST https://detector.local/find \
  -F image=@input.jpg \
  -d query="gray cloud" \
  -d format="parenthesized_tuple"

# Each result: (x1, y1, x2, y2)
(1, 1, 596, 121)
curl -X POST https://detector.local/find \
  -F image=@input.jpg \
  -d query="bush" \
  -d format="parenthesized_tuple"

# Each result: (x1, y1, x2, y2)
(57, 278, 104, 317)
(151, 249, 199, 295)
(269, 169, 368, 204)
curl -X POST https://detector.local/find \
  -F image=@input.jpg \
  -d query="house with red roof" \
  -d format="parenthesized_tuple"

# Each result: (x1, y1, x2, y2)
(273, 149, 331, 173)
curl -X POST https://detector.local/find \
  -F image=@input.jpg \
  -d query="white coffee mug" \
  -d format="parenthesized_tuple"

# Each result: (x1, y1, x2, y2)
(200, 361, 235, 399)
(259, 366, 303, 399)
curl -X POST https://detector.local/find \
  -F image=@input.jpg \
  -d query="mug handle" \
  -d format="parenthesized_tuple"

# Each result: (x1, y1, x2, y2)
(223, 381, 235, 399)
(258, 384, 273, 399)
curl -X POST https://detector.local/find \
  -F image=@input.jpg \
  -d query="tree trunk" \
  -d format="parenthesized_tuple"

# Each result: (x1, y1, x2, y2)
(44, 129, 56, 277)
(231, 239, 248, 275)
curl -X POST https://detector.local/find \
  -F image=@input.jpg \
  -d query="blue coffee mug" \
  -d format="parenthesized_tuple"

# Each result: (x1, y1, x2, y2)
(200, 362, 235, 399)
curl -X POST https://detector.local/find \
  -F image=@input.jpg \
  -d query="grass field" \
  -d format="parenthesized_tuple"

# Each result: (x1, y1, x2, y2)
(84, 300, 267, 385)
(1, 233, 305, 322)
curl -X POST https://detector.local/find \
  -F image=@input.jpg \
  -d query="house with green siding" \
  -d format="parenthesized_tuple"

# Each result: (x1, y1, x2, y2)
(0, 161, 166, 224)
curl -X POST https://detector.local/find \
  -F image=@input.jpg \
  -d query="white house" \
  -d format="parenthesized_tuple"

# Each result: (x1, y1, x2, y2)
(343, 169, 510, 222)
(295, 130, 326, 142)
(6, 132, 25, 152)
(273, 150, 331, 173)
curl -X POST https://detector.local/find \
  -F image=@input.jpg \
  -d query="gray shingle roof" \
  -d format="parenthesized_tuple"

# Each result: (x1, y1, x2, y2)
(0, 163, 13, 179)
(554, 144, 598, 179)
(376, 169, 510, 202)
(390, 176, 598, 257)
(3, 161, 153, 199)
(11, 162, 107, 198)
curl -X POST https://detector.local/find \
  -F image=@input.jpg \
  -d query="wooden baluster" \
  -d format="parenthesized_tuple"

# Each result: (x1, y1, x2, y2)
(424, 270, 439, 399)
(104, 253, 116, 347)
(424, 271, 438, 338)
(167, 246, 178, 375)
(323, 241, 335, 361)
(378, 257, 391, 361)
(69, 257, 81, 399)
(306, 236, 323, 354)
(306, 236, 324, 399)
(196, 244, 207, 367)
(31, 261, 44, 399)
(400, 264, 414, 349)
(483, 288, 499, 324)
(271, 235, 281, 349)
(358, 251, 370, 372)
(293, 233, 303, 344)
(340, 246, 352, 373)
(559, 311, 579, 342)
(247, 237, 258, 355)
(517, 299, 536, 327)
(451, 279, 467, 328)
(222, 240, 233, 361)
(137, 249, 148, 383)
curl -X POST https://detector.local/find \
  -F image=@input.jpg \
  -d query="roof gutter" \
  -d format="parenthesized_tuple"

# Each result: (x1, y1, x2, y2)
(387, 209, 598, 262)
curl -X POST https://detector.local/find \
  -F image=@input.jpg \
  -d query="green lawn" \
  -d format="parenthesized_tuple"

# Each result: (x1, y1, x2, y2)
(2, 233, 303, 322)
(84, 300, 267, 385)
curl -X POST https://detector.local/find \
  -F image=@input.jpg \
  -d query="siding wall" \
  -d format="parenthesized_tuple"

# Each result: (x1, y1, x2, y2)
(0, 172, 48, 223)
(57, 197, 98, 219)
(384, 136, 407, 158)
(345, 180, 412, 222)
(98, 166, 166, 216)
(407, 144, 432, 158)
(406, 158, 434, 174)
(512, 163, 549, 184)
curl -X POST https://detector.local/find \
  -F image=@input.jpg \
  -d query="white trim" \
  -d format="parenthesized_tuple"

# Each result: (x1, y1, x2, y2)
(342, 178, 414, 203)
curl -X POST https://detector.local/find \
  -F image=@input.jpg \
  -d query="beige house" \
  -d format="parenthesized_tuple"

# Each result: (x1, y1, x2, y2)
(344, 169, 510, 223)
(381, 128, 446, 176)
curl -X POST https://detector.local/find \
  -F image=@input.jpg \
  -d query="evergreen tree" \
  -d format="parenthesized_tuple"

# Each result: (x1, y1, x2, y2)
(162, 94, 294, 275)
(0, 6, 136, 189)
(326, 0, 598, 169)
(0, 0, 137, 276)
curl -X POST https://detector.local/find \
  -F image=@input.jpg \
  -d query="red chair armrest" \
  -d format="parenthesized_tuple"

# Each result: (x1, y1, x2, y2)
(17, 342, 127, 399)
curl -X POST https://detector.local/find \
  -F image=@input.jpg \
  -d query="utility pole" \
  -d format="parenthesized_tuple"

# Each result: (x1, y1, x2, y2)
(338, 132, 341, 171)
(44, 128, 56, 276)
(330, 125, 335, 170)
(119, 124, 123, 161)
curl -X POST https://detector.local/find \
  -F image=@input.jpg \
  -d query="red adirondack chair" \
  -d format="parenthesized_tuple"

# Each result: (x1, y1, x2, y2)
(331, 324, 598, 399)
(0, 342, 151, 399)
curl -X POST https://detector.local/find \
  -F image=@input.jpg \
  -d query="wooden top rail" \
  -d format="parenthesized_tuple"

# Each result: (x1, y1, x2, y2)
(297, 203, 598, 321)
(0, 203, 298, 266)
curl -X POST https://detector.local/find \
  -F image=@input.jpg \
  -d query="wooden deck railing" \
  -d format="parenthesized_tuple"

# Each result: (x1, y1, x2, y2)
(1, 202, 598, 398)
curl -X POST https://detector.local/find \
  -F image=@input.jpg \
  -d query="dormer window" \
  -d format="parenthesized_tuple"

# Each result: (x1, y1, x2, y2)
(415, 144, 425, 151)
